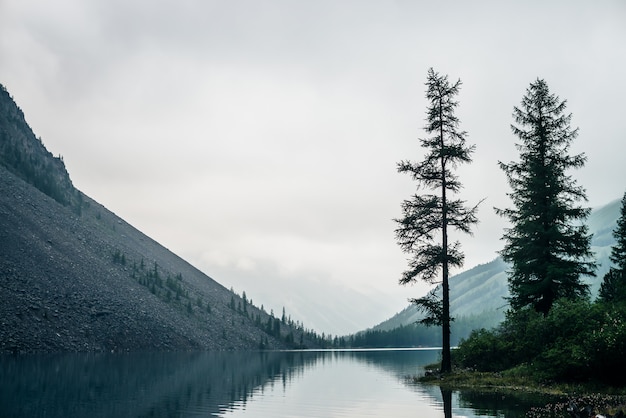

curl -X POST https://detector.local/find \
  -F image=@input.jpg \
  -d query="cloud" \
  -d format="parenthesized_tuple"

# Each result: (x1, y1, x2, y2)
(2, 0, 626, 334)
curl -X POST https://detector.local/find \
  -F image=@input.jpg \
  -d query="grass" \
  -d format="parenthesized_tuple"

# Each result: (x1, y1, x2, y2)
(416, 364, 626, 417)
(419, 364, 626, 395)
(420, 368, 555, 394)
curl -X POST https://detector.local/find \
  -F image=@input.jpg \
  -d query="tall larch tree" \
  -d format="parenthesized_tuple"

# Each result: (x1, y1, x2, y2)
(395, 68, 480, 373)
(599, 192, 626, 303)
(497, 79, 595, 316)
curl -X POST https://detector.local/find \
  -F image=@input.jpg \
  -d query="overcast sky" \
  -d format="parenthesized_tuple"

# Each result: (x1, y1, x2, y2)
(1, 0, 625, 335)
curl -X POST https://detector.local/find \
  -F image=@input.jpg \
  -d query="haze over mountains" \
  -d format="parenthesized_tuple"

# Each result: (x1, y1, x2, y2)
(0, 84, 326, 353)
(1, 82, 622, 352)
(372, 199, 621, 334)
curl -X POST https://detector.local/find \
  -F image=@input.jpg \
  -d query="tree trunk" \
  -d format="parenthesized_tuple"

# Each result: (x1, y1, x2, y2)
(440, 102, 452, 374)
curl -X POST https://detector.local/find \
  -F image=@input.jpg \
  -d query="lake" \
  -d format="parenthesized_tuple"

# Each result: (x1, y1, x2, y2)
(0, 349, 554, 417)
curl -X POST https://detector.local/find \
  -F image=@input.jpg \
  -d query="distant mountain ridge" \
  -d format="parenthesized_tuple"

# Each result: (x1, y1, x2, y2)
(0, 83, 322, 353)
(370, 197, 622, 333)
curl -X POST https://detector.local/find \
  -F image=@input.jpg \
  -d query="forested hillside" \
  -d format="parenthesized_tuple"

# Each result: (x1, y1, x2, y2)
(353, 198, 621, 347)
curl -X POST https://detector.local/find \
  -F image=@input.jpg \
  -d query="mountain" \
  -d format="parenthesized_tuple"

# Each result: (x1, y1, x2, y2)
(0, 86, 81, 210)
(0, 84, 322, 353)
(368, 198, 622, 336)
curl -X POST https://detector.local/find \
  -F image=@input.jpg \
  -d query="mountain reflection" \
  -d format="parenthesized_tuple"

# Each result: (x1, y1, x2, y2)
(0, 351, 321, 418)
(334, 348, 440, 376)
(0, 349, 556, 417)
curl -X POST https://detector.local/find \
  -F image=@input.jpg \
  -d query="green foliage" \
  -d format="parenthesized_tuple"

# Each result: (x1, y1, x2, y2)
(599, 193, 626, 303)
(455, 299, 626, 384)
(599, 269, 626, 303)
(453, 328, 513, 372)
(497, 79, 595, 316)
(610, 192, 626, 271)
(349, 311, 501, 349)
(530, 301, 598, 381)
(588, 306, 626, 384)
(350, 323, 441, 348)
(410, 289, 447, 326)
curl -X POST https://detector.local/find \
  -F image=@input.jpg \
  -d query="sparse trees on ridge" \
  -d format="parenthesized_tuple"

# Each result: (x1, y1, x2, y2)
(497, 79, 595, 316)
(395, 68, 480, 373)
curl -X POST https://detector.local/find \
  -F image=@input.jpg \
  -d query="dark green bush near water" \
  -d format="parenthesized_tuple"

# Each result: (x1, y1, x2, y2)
(456, 192, 626, 386)
(455, 299, 626, 385)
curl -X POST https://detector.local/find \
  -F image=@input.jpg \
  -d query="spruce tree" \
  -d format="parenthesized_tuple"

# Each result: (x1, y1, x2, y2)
(598, 269, 626, 303)
(599, 192, 626, 303)
(610, 192, 626, 272)
(395, 68, 479, 373)
(497, 79, 595, 315)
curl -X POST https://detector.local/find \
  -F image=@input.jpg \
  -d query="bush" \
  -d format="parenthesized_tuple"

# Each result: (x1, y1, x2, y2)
(529, 300, 597, 381)
(455, 328, 514, 372)
(455, 298, 626, 384)
(587, 303, 626, 384)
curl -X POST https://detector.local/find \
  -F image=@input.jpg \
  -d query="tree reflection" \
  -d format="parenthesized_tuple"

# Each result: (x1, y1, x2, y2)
(0, 351, 322, 418)
(441, 387, 453, 418)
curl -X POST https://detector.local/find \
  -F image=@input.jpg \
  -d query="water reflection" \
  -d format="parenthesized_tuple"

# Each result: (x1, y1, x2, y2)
(327, 348, 440, 376)
(442, 388, 453, 418)
(0, 349, 555, 417)
(224, 349, 446, 418)
(0, 351, 318, 417)
(337, 350, 557, 418)
(454, 389, 560, 418)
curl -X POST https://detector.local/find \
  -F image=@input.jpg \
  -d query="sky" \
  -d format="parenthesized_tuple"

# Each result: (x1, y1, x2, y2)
(1, 0, 625, 335)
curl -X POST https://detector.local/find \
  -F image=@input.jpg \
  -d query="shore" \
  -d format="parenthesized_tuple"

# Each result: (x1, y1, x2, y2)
(417, 367, 626, 417)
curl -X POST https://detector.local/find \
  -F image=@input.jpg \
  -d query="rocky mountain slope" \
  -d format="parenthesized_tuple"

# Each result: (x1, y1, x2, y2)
(0, 84, 319, 353)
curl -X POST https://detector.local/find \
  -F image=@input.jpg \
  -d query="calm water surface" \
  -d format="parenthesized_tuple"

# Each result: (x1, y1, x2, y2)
(0, 349, 552, 417)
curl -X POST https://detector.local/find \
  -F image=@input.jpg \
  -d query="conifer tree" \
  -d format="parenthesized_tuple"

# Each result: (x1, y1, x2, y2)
(395, 68, 479, 373)
(610, 192, 626, 272)
(599, 192, 626, 303)
(497, 79, 595, 315)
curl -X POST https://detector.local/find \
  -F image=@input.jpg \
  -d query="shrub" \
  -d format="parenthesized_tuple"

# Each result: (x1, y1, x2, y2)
(455, 299, 626, 384)
(587, 303, 626, 384)
(455, 328, 514, 372)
